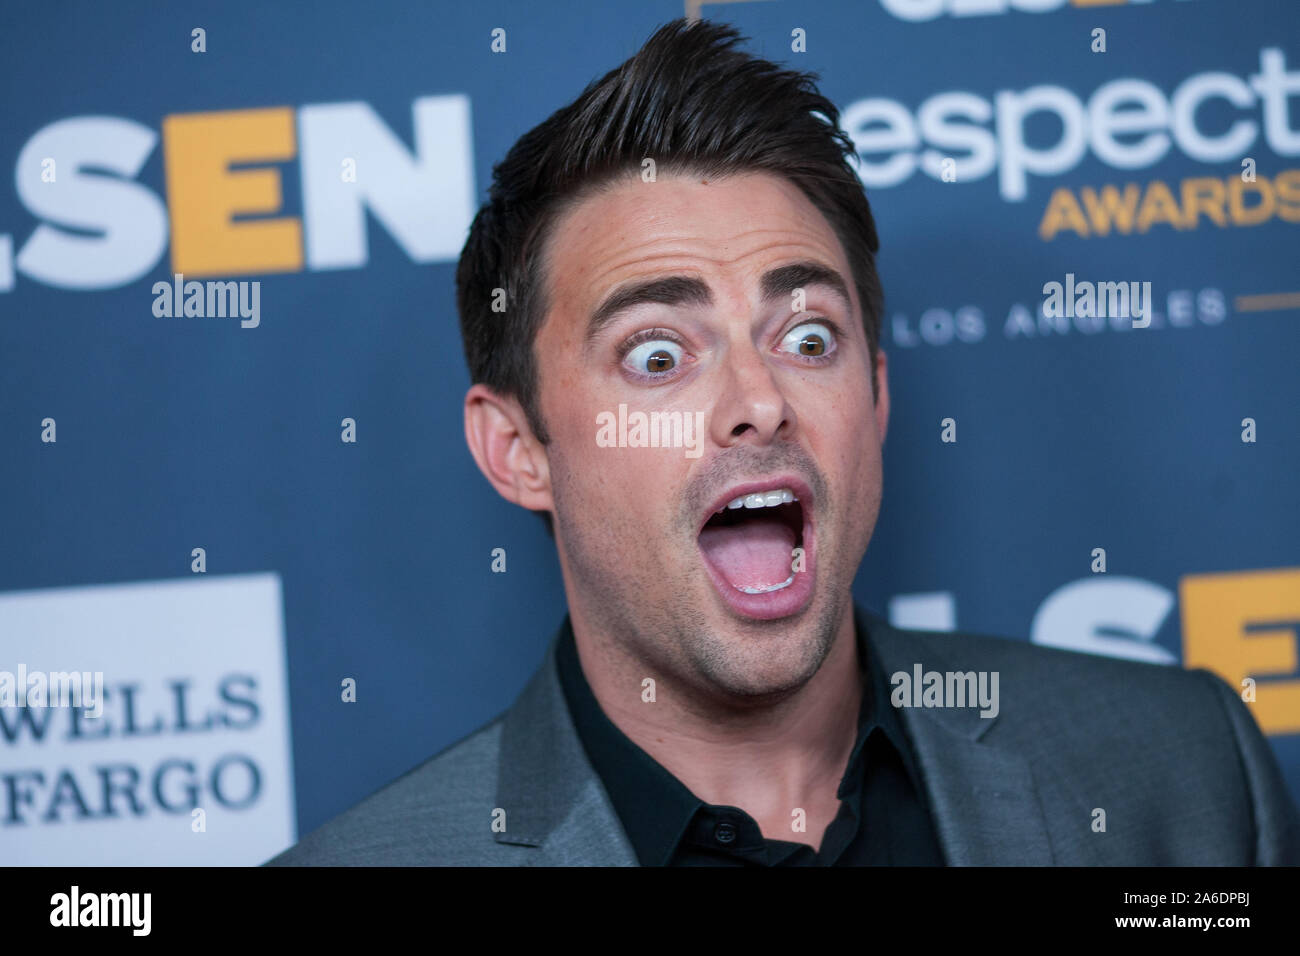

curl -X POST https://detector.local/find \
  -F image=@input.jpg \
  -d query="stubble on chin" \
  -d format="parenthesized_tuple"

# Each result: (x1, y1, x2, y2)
(672, 594, 845, 703)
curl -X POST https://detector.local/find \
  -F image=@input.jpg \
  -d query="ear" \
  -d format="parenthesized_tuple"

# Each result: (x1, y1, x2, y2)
(873, 348, 890, 446)
(464, 384, 554, 514)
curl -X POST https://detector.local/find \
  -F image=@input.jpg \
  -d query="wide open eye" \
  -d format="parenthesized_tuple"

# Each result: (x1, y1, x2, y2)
(779, 321, 836, 358)
(624, 338, 684, 375)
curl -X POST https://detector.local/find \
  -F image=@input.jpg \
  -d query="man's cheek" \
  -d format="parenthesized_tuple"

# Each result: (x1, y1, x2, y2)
(551, 396, 605, 455)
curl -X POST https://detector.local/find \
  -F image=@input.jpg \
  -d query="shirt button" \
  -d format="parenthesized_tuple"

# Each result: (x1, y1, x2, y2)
(714, 822, 737, 845)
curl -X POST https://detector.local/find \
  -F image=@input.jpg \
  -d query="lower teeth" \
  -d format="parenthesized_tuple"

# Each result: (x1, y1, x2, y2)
(736, 575, 795, 595)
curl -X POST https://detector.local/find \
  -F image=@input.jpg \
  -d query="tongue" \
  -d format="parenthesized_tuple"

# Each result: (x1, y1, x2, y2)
(699, 519, 797, 591)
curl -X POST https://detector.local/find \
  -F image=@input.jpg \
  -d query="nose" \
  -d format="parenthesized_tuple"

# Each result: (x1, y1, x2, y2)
(709, 340, 796, 448)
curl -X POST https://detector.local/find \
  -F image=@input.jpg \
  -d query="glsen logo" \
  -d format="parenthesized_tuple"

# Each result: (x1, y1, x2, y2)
(879, 0, 1189, 21)
(894, 568, 1300, 735)
(1180, 568, 1300, 735)
(1, 96, 475, 293)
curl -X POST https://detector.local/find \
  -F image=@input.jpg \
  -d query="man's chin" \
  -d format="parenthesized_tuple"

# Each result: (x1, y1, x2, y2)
(692, 639, 829, 701)
(681, 596, 839, 700)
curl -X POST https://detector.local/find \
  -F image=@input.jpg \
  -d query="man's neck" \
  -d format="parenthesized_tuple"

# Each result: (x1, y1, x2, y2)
(570, 605, 862, 841)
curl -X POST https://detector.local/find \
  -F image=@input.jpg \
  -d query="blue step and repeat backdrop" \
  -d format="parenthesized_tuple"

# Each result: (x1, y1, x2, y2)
(1, 0, 1297, 864)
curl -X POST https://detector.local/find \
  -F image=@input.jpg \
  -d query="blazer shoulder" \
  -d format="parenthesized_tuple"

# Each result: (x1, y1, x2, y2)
(888, 622, 1243, 749)
(265, 712, 507, 866)
(892, 623, 1300, 862)
(1192, 668, 1300, 863)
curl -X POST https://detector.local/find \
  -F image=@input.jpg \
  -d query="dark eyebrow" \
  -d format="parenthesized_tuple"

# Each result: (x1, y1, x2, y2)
(584, 259, 854, 345)
(760, 261, 853, 316)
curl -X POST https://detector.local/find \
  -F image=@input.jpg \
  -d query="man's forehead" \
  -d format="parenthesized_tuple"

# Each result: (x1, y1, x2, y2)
(547, 171, 855, 320)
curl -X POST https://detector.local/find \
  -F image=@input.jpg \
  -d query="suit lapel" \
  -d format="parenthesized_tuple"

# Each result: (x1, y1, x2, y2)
(860, 607, 1056, 865)
(494, 633, 638, 865)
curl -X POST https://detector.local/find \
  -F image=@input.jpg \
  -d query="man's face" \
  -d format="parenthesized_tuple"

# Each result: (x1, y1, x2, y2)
(533, 169, 889, 701)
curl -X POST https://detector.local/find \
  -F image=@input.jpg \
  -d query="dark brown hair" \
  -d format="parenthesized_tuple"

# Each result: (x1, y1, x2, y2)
(456, 17, 884, 528)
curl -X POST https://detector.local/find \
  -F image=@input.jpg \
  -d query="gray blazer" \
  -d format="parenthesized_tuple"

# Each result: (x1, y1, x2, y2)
(267, 606, 1300, 865)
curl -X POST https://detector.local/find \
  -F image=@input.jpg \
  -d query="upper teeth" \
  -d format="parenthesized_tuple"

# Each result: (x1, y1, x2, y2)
(718, 487, 797, 513)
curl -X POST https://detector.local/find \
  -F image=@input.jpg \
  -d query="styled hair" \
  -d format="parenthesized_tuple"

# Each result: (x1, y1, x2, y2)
(456, 17, 884, 531)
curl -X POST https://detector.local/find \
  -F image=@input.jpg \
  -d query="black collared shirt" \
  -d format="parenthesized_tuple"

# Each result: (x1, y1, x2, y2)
(554, 612, 946, 866)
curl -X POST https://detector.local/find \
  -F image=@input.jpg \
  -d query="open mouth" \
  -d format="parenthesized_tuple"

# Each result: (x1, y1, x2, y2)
(696, 478, 815, 620)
